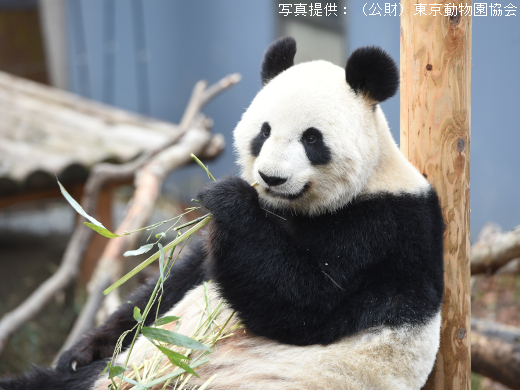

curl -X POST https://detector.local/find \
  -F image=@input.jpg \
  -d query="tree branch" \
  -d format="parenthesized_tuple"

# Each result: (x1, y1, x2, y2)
(471, 225, 520, 275)
(471, 318, 520, 390)
(495, 258, 520, 275)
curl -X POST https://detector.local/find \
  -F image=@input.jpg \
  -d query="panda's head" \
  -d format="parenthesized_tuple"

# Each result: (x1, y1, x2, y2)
(234, 37, 399, 216)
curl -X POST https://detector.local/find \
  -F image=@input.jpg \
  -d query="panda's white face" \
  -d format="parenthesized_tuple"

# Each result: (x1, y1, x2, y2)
(234, 60, 381, 215)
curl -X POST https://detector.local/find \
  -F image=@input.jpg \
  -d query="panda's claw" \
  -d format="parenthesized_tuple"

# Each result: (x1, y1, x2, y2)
(71, 360, 77, 371)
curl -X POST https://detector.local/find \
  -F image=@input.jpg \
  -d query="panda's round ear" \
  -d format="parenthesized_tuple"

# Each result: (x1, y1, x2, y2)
(261, 36, 297, 86)
(345, 46, 399, 103)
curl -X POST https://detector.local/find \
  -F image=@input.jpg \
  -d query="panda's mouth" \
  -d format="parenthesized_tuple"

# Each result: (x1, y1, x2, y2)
(265, 183, 310, 200)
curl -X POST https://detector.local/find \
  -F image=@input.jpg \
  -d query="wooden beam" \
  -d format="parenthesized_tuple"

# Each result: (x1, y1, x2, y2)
(0, 183, 85, 210)
(400, 2, 471, 389)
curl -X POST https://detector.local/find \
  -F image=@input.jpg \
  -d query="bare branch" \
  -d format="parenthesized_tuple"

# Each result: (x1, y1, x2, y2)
(471, 225, 520, 275)
(471, 318, 520, 390)
(472, 317, 520, 344)
(200, 73, 241, 108)
(495, 258, 520, 275)
(179, 80, 207, 130)
(179, 73, 241, 130)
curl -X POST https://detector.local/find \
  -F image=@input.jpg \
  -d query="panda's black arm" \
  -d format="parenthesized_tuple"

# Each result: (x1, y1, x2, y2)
(198, 177, 368, 344)
(56, 240, 208, 373)
(198, 176, 445, 345)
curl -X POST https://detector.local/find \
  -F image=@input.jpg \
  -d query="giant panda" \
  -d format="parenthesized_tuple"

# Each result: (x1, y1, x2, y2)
(0, 37, 444, 390)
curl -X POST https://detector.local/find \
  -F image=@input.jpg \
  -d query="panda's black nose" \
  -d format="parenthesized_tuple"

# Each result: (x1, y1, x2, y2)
(259, 171, 287, 187)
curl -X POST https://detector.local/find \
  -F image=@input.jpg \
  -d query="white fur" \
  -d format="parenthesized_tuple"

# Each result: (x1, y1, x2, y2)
(361, 107, 429, 196)
(93, 285, 439, 390)
(234, 60, 429, 216)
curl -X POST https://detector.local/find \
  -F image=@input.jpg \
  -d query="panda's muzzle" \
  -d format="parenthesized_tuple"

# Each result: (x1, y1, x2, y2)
(266, 182, 311, 200)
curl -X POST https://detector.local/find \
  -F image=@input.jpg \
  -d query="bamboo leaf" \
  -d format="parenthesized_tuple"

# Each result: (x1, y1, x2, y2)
(133, 307, 143, 323)
(103, 215, 211, 295)
(108, 365, 127, 379)
(124, 243, 154, 257)
(141, 358, 209, 388)
(57, 179, 106, 228)
(84, 222, 121, 238)
(155, 345, 189, 361)
(158, 243, 165, 283)
(163, 353, 199, 378)
(142, 327, 210, 351)
(191, 154, 216, 181)
(154, 316, 180, 326)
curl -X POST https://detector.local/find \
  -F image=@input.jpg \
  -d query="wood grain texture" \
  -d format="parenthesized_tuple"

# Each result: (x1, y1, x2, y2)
(400, 1, 471, 389)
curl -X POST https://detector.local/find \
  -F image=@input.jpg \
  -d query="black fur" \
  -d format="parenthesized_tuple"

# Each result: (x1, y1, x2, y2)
(345, 46, 399, 103)
(0, 360, 108, 390)
(260, 36, 296, 85)
(250, 122, 271, 157)
(197, 176, 444, 345)
(301, 127, 331, 166)
(55, 242, 208, 373)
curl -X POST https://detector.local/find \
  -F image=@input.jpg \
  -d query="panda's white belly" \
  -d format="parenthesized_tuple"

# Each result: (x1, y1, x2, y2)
(93, 284, 440, 390)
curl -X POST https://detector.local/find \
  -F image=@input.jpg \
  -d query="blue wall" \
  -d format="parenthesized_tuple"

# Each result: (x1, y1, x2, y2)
(66, 0, 520, 239)
(471, 15, 520, 236)
(67, 0, 274, 185)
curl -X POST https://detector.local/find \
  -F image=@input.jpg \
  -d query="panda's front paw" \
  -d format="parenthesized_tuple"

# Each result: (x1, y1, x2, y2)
(55, 335, 105, 373)
(197, 176, 258, 216)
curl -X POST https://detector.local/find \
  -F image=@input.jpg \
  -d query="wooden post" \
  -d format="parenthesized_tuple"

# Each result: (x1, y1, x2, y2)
(400, 1, 471, 389)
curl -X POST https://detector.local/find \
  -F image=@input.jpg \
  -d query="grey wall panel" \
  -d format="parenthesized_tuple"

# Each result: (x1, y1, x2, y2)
(471, 15, 520, 234)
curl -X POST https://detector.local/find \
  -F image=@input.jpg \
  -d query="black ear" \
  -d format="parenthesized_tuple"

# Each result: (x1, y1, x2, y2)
(345, 46, 399, 103)
(261, 36, 297, 86)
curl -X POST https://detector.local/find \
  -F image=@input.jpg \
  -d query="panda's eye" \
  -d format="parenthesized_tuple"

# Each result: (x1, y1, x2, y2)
(301, 127, 331, 165)
(305, 134, 317, 144)
(260, 122, 271, 138)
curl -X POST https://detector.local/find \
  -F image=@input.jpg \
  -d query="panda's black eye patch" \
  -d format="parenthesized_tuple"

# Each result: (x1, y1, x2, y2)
(301, 127, 331, 166)
(250, 122, 271, 157)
